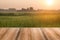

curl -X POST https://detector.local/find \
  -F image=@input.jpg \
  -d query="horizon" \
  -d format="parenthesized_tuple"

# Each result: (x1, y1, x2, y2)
(0, 0, 60, 10)
(0, 7, 60, 10)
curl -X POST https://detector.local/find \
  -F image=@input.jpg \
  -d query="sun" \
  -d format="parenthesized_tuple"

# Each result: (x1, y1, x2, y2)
(46, 0, 53, 6)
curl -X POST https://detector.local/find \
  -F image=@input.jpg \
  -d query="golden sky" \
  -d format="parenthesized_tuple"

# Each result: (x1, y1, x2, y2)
(0, 0, 60, 10)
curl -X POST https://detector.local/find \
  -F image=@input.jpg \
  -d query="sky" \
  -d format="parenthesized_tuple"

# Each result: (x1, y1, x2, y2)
(0, 0, 60, 10)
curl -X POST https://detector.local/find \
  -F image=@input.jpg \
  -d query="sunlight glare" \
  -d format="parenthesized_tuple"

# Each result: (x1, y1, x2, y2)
(46, 0, 53, 6)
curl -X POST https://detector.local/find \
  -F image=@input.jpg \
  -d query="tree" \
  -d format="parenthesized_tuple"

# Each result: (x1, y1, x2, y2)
(21, 8, 26, 11)
(29, 7, 34, 11)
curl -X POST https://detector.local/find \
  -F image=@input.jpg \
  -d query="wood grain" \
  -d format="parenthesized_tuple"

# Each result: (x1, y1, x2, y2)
(0, 28, 60, 40)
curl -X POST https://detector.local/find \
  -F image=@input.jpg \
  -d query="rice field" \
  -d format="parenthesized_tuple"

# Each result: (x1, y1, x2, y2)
(0, 12, 60, 27)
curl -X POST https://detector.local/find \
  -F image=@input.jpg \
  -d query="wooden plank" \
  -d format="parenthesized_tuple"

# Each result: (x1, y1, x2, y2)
(1, 28, 19, 40)
(0, 28, 60, 40)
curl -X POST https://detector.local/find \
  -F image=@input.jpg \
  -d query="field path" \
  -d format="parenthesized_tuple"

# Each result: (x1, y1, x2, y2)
(0, 28, 60, 40)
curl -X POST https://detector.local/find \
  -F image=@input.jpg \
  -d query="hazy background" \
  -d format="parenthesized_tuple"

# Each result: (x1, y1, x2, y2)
(0, 0, 60, 10)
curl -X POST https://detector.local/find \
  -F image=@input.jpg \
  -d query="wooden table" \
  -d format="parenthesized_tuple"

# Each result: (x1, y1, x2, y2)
(0, 28, 60, 40)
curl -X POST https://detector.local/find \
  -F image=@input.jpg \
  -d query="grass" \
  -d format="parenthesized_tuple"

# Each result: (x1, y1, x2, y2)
(0, 13, 60, 27)
(0, 16, 40, 27)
